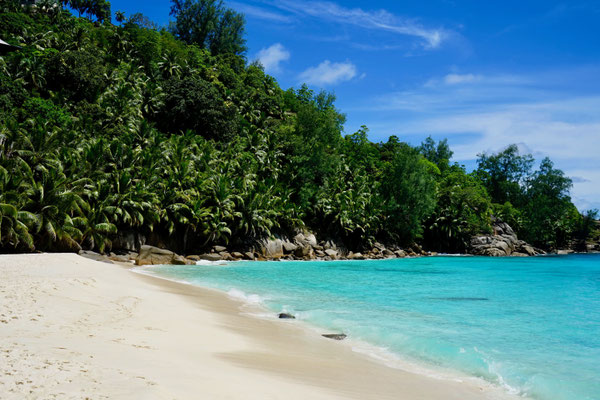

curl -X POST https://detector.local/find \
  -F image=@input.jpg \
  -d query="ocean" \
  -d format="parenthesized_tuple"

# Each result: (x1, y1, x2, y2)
(137, 254, 600, 400)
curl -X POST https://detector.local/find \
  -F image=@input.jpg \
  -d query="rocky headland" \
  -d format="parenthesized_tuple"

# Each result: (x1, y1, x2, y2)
(76, 219, 567, 266)
(469, 220, 545, 257)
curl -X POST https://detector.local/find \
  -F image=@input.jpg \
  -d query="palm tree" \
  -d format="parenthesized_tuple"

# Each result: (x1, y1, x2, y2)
(115, 10, 126, 24)
(235, 184, 280, 239)
(15, 55, 46, 91)
(0, 125, 39, 251)
(0, 203, 36, 251)
(97, 65, 146, 135)
(61, 24, 89, 51)
(0, 58, 10, 77)
(73, 204, 117, 253)
(22, 165, 87, 251)
(158, 51, 182, 79)
(100, 169, 159, 230)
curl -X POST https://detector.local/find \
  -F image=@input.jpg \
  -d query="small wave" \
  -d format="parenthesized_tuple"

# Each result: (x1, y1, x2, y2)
(348, 339, 469, 383)
(240, 311, 279, 319)
(227, 288, 265, 305)
(474, 347, 524, 397)
(195, 259, 229, 266)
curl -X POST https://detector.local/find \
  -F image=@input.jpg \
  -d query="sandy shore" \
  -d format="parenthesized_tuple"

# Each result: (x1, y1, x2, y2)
(0, 253, 517, 399)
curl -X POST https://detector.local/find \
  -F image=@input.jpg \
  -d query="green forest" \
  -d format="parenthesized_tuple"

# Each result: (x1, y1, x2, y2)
(0, 0, 597, 255)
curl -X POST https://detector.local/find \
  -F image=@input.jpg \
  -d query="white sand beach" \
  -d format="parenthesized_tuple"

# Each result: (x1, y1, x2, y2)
(0, 253, 517, 399)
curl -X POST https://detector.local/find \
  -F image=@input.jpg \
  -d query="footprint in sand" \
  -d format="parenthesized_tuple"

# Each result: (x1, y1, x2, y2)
(132, 344, 153, 350)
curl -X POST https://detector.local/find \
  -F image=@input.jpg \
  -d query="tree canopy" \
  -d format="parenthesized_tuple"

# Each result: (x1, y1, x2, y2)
(0, 0, 593, 255)
(169, 0, 246, 56)
(62, 0, 112, 23)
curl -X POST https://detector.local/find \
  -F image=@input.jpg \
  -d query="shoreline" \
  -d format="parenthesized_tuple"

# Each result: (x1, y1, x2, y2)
(133, 262, 523, 396)
(1, 253, 520, 399)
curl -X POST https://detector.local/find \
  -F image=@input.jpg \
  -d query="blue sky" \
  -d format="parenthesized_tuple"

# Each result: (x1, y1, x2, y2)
(108, 0, 600, 211)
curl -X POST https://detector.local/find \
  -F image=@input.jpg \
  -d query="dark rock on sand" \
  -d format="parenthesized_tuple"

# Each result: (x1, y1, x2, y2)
(278, 313, 295, 319)
(394, 250, 407, 258)
(172, 255, 190, 265)
(199, 253, 222, 262)
(322, 333, 347, 340)
(260, 238, 284, 259)
(219, 252, 234, 261)
(294, 245, 313, 258)
(136, 245, 195, 265)
(108, 254, 131, 263)
(294, 232, 317, 248)
(136, 245, 175, 265)
(324, 249, 338, 259)
(282, 240, 298, 253)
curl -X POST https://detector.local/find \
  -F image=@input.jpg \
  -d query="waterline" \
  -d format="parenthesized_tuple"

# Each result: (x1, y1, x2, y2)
(138, 254, 600, 400)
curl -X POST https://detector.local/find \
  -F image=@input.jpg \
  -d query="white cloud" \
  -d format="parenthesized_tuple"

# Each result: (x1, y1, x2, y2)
(374, 99, 600, 211)
(354, 69, 600, 210)
(228, 1, 292, 22)
(406, 99, 600, 163)
(256, 43, 290, 74)
(273, 0, 447, 49)
(444, 73, 482, 85)
(564, 169, 600, 211)
(298, 60, 357, 86)
(424, 73, 524, 89)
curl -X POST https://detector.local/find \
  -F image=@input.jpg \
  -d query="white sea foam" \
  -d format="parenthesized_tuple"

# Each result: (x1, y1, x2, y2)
(474, 347, 524, 397)
(195, 259, 230, 266)
(241, 311, 279, 319)
(348, 338, 465, 382)
(226, 288, 265, 305)
(349, 339, 526, 400)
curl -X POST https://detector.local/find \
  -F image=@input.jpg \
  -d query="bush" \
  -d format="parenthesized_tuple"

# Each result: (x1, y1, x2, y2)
(157, 75, 238, 140)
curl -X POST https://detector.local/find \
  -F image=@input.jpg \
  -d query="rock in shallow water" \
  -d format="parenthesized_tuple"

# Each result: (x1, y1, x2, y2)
(278, 313, 295, 319)
(322, 333, 347, 340)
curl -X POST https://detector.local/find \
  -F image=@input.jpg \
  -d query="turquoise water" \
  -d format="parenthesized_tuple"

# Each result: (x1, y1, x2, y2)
(140, 255, 600, 400)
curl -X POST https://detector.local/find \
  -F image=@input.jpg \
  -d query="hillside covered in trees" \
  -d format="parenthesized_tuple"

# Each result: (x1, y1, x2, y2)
(0, 0, 597, 256)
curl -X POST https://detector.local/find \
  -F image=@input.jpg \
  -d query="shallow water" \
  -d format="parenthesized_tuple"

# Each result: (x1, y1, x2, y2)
(140, 254, 600, 400)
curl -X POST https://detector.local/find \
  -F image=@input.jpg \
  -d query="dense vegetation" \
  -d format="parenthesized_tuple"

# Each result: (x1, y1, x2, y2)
(0, 0, 597, 255)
